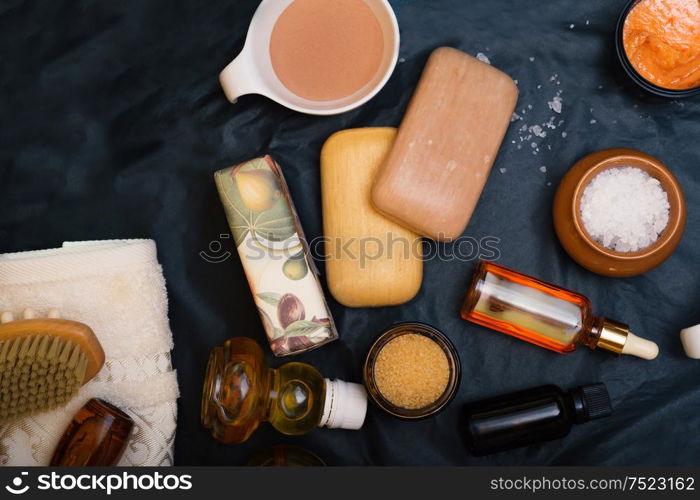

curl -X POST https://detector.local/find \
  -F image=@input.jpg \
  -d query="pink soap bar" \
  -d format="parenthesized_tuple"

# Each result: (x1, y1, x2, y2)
(372, 47, 518, 241)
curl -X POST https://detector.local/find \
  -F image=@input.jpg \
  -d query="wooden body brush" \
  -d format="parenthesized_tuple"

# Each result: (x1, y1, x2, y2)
(0, 309, 104, 422)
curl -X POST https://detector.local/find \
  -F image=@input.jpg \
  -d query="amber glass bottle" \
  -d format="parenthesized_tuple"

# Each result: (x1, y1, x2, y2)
(247, 445, 326, 466)
(50, 398, 133, 466)
(201, 337, 367, 444)
(461, 261, 658, 359)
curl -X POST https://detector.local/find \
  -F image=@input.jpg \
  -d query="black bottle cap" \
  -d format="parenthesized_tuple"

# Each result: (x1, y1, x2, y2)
(570, 383, 613, 424)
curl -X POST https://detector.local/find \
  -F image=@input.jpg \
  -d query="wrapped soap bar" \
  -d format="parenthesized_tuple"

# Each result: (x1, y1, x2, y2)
(372, 47, 519, 241)
(321, 128, 422, 307)
(215, 156, 338, 356)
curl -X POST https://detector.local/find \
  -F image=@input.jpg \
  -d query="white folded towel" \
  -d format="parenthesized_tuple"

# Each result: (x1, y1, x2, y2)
(0, 239, 179, 466)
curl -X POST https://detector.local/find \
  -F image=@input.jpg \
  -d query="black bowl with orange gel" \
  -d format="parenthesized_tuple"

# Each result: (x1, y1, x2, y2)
(616, 0, 700, 98)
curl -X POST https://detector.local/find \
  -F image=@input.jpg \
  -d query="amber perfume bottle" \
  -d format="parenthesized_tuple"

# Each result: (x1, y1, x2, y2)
(461, 261, 658, 359)
(247, 445, 326, 466)
(201, 337, 367, 444)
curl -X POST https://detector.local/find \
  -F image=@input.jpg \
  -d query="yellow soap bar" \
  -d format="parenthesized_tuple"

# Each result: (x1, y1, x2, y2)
(321, 128, 423, 307)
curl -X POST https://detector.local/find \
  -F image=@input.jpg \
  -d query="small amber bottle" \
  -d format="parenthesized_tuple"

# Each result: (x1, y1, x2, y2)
(50, 398, 133, 466)
(201, 337, 367, 444)
(461, 261, 658, 359)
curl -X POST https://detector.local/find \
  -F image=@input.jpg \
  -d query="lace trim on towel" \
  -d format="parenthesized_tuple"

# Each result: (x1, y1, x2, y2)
(92, 352, 174, 384)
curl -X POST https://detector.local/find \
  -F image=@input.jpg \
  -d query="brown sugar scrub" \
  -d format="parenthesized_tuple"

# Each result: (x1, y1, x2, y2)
(269, 0, 384, 101)
(373, 333, 450, 410)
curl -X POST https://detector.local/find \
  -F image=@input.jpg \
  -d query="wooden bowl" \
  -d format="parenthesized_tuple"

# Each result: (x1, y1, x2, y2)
(553, 148, 686, 277)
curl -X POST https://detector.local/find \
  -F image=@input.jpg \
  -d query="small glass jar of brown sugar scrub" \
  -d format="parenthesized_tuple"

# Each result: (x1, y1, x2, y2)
(363, 322, 460, 419)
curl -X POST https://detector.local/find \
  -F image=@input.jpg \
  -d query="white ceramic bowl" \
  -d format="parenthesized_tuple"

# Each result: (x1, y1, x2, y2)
(220, 0, 400, 115)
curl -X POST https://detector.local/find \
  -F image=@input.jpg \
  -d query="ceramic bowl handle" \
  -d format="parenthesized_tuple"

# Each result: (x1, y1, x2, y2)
(219, 50, 261, 102)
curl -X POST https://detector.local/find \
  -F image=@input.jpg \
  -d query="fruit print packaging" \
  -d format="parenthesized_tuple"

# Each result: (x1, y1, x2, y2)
(214, 156, 338, 356)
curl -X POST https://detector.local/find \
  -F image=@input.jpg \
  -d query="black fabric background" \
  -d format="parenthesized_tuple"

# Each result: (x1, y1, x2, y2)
(1, 0, 699, 466)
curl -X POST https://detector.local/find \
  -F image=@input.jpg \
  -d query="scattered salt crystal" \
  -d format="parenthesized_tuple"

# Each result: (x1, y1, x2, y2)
(531, 142, 538, 148)
(539, 166, 547, 173)
(586, 20, 590, 25)
(527, 104, 533, 110)
(399, 57, 406, 63)
(590, 119, 597, 124)
(529, 56, 535, 62)
(537, 84, 542, 89)
(530, 125, 546, 138)
(580, 167, 670, 252)
(569, 24, 575, 29)
(547, 182, 552, 186)
(476, 53, 491, 64)
(562, 131, 568, 138)
(499, 168, 507, 174)
(511, 112, 522, 122)
(548, 95, 562, 114)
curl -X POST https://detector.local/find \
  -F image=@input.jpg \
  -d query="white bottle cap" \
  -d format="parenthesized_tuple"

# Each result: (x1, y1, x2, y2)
(622, 332, 659, 360)
(318, 379, 367, 430)
(680, 324, 700, 359)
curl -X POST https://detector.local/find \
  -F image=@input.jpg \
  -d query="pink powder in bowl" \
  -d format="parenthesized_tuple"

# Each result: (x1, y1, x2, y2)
(270, 0, 385, 102)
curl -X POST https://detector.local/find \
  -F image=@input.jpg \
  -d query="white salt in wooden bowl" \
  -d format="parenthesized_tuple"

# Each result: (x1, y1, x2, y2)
(553, 148, 686, 277)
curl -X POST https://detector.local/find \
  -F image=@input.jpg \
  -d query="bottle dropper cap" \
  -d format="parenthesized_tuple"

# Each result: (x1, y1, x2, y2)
(569, 383, 613, 424)
(622, 332, 659, 360)
(680, 324, 700, 359)
(596, 318, 658, 360)
(319, 379, 367, 430)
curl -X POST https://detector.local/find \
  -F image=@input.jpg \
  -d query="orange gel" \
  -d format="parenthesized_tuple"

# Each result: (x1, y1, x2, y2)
(623, 0, 700, 90)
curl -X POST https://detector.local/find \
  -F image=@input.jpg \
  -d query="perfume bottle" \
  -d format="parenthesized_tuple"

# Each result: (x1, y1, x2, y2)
(461, 261, 658, 359)
(463, 383, 612, 455)
(247, 445, 326, 466)
(201, 337, 367, 444)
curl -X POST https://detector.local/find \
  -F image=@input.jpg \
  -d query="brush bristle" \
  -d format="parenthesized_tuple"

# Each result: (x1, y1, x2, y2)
(0, 334, 88, 421)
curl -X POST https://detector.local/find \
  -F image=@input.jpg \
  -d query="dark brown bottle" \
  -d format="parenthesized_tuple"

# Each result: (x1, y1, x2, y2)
(463, 383, 612, 456)
(50, 398, 134, 466)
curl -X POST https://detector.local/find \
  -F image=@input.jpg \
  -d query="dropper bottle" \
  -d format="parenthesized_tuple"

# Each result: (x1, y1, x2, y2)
(461, 261, 658, 359)
(201, 337, 367, 444)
